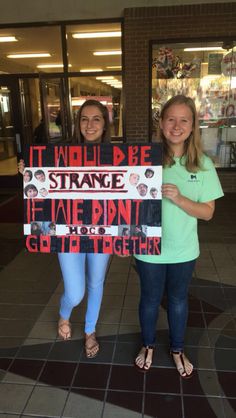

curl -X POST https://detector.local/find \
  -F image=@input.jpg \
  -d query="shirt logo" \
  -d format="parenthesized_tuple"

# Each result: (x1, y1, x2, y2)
(188, 174, 200, 183)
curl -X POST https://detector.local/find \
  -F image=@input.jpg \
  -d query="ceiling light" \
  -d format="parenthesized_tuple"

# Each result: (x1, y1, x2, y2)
(93, 51, 122, 56)
(184, 47, 223, 52)
(79, 68, 103, 72)
(96, 76, 114, 80)
(106, 66, 122, 69)
(37, 64, 72, 68)
(7, 53, 51, 58)
(0, 36, 17, 42)
(72, 31, 121, 39)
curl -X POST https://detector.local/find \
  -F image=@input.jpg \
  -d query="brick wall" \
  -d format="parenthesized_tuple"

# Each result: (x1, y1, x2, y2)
(123, 3, 236, 190)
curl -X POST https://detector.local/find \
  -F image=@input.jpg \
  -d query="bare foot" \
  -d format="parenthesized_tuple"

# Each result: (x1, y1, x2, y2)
(135, 346, 154, 371)
(171, 351, 193, 378)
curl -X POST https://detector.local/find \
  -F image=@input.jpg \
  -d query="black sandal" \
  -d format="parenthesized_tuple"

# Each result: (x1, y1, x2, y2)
(135, 346, 154, 372)
(170, 350, 193, 379)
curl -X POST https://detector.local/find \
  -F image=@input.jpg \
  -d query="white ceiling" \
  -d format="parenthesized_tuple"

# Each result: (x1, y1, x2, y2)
(1, 0, 236, 24)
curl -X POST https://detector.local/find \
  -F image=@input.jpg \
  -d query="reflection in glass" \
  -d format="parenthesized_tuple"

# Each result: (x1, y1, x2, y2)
(151, 41, 236, 168)
(66, 23, 122, 72)
(69, 77, 122, 138)
(0, 26, 62, 74)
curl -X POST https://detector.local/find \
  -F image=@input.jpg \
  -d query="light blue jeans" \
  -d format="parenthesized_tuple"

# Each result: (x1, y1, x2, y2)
(58, 253, 110, 334)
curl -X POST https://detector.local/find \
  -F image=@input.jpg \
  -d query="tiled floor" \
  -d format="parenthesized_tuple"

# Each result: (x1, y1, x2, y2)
(0, 193, 235, 417)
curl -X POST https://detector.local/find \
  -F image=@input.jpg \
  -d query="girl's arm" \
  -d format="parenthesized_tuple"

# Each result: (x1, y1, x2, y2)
(162, 183, 215, 221)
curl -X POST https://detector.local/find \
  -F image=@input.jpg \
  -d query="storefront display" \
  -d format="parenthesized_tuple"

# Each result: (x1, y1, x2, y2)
(152, 41, 236, 168)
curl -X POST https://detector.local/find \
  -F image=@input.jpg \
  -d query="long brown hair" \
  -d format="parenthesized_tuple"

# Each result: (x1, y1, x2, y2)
(73, 99, 111, 143)
(160, 95, 203, 172)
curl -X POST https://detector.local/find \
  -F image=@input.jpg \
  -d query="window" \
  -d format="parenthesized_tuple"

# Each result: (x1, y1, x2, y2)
(0, 26, 62, 74)
(69, 76, 122, 139)
(151, 41, 236, 168)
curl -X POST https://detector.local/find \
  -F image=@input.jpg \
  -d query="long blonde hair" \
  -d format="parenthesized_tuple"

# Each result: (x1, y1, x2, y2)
(160, 95, 203, 172)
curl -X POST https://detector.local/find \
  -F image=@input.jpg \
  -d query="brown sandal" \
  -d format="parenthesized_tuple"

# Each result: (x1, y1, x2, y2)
(170, 351, 193, 379)
(135, 346, 154, 372)
(85, 332, 99, 358)
(58, 318, 72, 340)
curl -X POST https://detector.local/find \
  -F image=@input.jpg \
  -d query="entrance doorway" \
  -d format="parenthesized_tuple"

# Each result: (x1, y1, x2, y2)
(0, 78, 21, 164)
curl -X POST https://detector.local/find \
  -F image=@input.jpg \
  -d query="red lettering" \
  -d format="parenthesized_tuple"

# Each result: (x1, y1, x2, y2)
(54, 146, 68, 167)
(26, 236, 38, 252)
(83, 146, 97, 166)
(140, 146, 152, 166)
(117, 200, 131, 224)
(92, 200, 103, 224)
(69, 146, 82, 166)
(113, 237, 122, 255)
(26, 235, 51, 253)
(60, 236, 66, 252)
(51, 199, 55, 222)
(107, 200, 117, 224)
(27, 199, 44, 222)
(69, 236, 80, 252)
(133, 200, 142, 224)
(139, 237, 148, 253)
(122, 236, 130, 256)
(40, 236, 51, 253)
(128, 145, 139, 166)
(89, 236, 100, 252)
(29, 146, 46, 167)
(113, 146, 125, 166)
(102, 236, 113, 254)
(72, 200, 84, 224)
(55, 199, 71, 224)
(152, 237, 161, 255)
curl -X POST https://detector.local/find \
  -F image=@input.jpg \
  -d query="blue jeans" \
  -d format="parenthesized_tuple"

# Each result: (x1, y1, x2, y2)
(135, 258, 196, 351)
(58, 253, 110, 334)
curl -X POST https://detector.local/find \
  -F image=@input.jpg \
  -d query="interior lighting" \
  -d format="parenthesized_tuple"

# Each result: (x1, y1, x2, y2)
(7, 53, 51, 58)
(72, 31, 121, 39)
(184, 47, 223, 52)
(106, 66, 122, 69)
(93, 51, 122, 56)
(80, 68, 103, 72)
(0, 36, 17, 42)
(96, 76, 114, 80)
(37, 64, 72, 68)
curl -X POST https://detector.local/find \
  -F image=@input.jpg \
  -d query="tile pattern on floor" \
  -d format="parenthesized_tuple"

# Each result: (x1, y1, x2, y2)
(0, 193, 235, 417)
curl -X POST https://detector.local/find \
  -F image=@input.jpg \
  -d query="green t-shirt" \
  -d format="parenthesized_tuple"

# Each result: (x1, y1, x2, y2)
(135, 154, 224, 264)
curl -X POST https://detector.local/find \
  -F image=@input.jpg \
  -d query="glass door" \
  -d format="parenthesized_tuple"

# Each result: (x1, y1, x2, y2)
(0, 79, 19, 164)
(39, 76, 71, 143)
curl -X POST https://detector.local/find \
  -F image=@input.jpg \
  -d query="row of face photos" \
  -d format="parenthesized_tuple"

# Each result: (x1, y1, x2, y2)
(24, 167, 159, 199)
(30, 221, 147, 237)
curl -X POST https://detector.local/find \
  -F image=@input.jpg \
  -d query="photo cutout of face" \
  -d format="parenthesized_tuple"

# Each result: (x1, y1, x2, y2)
(150, 187, 158, 199)
(24, 184, 38, 198)
(145, 168, 154, 178)
(39, 188, 48, 197)
(34, 169, 46, 182)
(23, 170, 32, 183)
(31, 221, 42, 236)
(129, 173, 140, 186)
(136, 183, 148, 197)
(48, 222, 56, 235)
(122, 227, 130, 237)
(133, 224, 146, 238)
